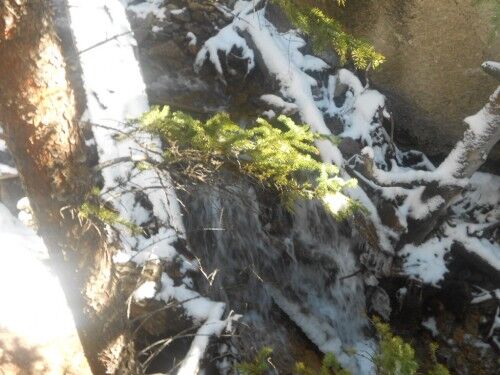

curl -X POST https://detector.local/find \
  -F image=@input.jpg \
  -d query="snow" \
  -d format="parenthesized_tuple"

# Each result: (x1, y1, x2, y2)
(0, 203, 76, 343)
(437, 87, 500, 179)
(422, 317, 439, 337)
(16, 196, 35, 228)
(262, 109, 276, 119)
(0, 134, 17, 179)
(340, 89, 386, 145)
(177, 302, 227, 375)
(68, 1, 228, 371)
(260, 94, 298, 114)
(361, 146, 374, 159)
(194, 0, 499, 291)
(68, 0, 185, 256)
(232, 6, 344, 167)
(0, 162, 17, 178)
(194, 23, 255, 78)
(482, 60, 500, 72)
(64, 0, 499, 369)
(186, 31, 197, 47)
(193, 1, 401, 255)
(447, 223, 500, 271)
(302, 54, 329, 72)
(125, 0, 166, 20)
(400, 237, 451, 286)
(133, 280, 157, 301)
(399, 171, 500, 284)
(337, 68, 365, 96)
(472, 287, 500, 304)
(170, 7, 187, 16)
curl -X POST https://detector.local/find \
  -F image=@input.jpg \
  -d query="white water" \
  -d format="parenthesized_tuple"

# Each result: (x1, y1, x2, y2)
(182, 182, 374, 373)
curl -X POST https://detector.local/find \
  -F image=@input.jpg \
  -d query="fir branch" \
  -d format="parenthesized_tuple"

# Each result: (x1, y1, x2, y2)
(138, 106, 358, 216)
(274, 0, 385, 70)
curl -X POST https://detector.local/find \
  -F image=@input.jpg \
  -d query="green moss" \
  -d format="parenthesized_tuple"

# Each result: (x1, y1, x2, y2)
(274, 0, 385, 70)
(139, 106, 358, 217)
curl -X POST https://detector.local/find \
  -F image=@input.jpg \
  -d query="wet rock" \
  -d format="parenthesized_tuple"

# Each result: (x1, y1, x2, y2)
(162, 20, 181, 34)
(338, 136, 361, 157)
(187, 1, 214, 12)
(191, 10, 206, 23)
(324, 115, 344, 134)
(148, 40, 186, 66)
(367, 285, 392, 320)
(170, 7, 191, 23)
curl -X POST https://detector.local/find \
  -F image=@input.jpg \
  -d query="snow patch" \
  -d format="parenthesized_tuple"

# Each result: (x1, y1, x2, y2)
(125, 0, 166, 20)
(0, 203, 76, 343)
(400, 237, 451, 286)
(422, 317, 439, 337)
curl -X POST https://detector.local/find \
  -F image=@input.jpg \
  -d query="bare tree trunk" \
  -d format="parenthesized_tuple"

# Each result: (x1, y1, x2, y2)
(398, 74, 499, 247)
(438, 86, 500, 179)
(0, 1, 141, 373)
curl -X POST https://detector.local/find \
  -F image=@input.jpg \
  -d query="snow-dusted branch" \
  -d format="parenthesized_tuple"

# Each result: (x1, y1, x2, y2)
(438, 83, 500, 179)
(482, 61, 500, 81)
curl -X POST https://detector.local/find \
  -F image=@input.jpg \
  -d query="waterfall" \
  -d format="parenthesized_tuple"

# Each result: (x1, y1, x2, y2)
(181, 180, 375, 372)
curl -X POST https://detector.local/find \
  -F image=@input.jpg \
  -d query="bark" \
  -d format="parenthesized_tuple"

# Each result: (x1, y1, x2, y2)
(441, 85, 500, 179)
(399, 80, 500, 247)
(0, 1, 141, 373)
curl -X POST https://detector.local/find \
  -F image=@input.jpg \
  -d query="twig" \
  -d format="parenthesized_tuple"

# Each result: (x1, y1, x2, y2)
(77, 31, 132, 55)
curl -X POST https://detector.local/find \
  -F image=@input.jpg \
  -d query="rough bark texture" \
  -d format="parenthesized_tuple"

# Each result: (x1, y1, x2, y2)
(0, 1, 140, 373)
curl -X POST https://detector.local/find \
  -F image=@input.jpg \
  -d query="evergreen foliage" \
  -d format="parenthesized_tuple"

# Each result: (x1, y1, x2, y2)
(274, 0, 385, 70)
(374, 319, 451, 375)
(237, 330, 450, 375)
(373, 317, 419, 375)
(78, 187, 142, 235)
(237, 347, 273, 375)
(295, 352, 351, 375)
(426, 343, 450, 375)
(139, 106, 357, 215)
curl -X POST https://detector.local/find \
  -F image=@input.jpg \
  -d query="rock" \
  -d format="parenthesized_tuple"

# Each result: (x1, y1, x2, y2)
(191, 10, 206, 23)
(148, 40, 186, 64)
(132, 26, 150, 44)
(162, 21, 181, 34)
(338, 136, 361, 156)
(170, 7, 191, 23)
(187, 1, 214, 12)
(367, 286, 392, 321)
(325, 0, 500, 169)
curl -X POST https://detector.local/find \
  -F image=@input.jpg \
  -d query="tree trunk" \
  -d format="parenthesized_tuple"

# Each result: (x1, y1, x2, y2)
(0, 1, 140, 373)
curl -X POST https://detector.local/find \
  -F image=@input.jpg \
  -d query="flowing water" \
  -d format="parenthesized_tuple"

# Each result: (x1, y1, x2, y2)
(179, 179, 374, 372)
